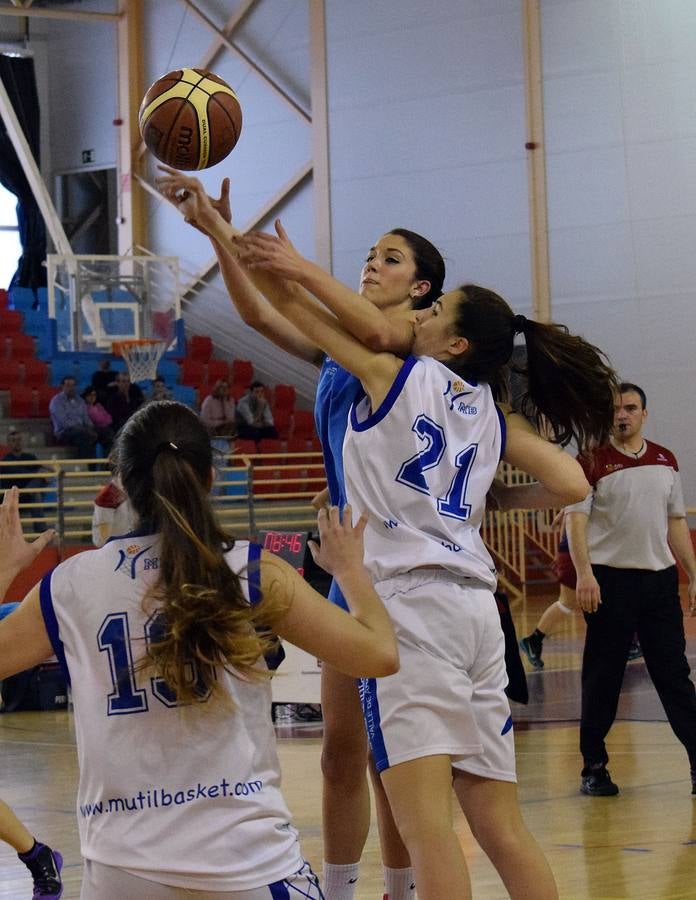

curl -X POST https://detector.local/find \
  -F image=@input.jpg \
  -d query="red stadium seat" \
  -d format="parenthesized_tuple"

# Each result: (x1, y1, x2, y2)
(257, 438, 282, 455)
(273, 383, 296, 411)
(9, 385, 34, 418)
(291, 410, 316, 442)
(0, 359, 22, 390)
(232, 439, 257, 456)
(35, 385, 59, 418)
(188, 334, 213, 362)
(7, 334, 35, 359)
(207, 359, 230, 384)
(22, 359, 49, 387)
(180, 358, 206, 387)
(230, 359, 253, 387)
(0, 310, 23, 334)
(271, 407, 292, 441)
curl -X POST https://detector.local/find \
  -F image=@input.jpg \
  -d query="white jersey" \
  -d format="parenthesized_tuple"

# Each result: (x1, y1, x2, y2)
(39, 535, 303, 892)
(343, 356, 504, 588)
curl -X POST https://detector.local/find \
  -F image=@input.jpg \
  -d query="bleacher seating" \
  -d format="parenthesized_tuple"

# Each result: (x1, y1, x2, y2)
(180, 358, 205, 388)
(0, 360, 22, 390)
(171, 384, 197, 407)
(8, 386, 33, 419)
(0, 310, 22, 333)
(7, 333, 35, 359)
(207, 359, 230, 384)
(291, 410, 316, 442)
(36, 385, 59, 418)
(273, 383, 296, 411)
(23, 359, 49, 387)
(188, 335, 213, 363)
(230, 359, 253, 387)
(271, 407, 292, 441)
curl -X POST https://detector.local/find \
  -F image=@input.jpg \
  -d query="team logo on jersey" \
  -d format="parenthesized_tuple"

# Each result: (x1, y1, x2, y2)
(442, 380, 477, 415)
(114, 543, 156, 579)
(605, 463, 624, 472)
(657, 453, 668, 462)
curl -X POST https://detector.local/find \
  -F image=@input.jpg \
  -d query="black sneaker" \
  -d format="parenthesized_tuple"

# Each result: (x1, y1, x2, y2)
(20, 843, 63, 899)
(627, 640, 643, 661)
(519, 635, 544, 669)
(580, 766, 619, 796)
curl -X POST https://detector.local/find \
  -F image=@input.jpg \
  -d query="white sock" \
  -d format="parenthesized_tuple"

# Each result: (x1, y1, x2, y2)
(322, 861, 360, 900)
(384, 866, 416, 899)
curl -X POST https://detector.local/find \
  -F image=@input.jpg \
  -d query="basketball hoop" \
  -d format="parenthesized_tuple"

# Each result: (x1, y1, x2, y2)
(113, 339, 166, 382)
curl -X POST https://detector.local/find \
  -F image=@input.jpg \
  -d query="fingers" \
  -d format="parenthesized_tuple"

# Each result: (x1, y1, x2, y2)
(29, 528, 56, 557)
(275, 218, 288, 240)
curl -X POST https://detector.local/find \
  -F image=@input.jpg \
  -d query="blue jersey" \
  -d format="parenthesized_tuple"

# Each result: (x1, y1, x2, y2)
(315, 357, 363, 610)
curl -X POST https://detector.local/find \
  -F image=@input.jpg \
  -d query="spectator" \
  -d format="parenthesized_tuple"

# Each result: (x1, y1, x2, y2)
(90, 357, 118, 403)
(200, 379, 237, 436)
(105, 372, 144, 433)
(91, 477, 136, 547)
(1, 429, 41, 515)
(81, 387, 115, 457)
(148, 376, 173, 402)
(49, 377, 97, 459)
(236, 380, 278, 443)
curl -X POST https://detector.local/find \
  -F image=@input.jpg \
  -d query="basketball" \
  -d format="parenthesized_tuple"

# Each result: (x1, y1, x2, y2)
(139, 68, 242, 170)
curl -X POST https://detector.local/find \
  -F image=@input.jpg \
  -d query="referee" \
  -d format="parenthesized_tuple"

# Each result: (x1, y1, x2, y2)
(567, 382, 696, 796)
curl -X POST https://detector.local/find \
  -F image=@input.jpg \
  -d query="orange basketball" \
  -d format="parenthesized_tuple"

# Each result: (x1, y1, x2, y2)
(139, 68, 242, 170)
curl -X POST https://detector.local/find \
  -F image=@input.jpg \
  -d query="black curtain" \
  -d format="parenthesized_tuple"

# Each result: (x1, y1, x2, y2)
(0, 54, 46, 290)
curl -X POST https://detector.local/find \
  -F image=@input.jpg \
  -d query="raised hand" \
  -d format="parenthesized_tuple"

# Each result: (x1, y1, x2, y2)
(308, 504, 368, 577)
(155, 165, 230, 233)
(0, 487, 55, 582)
(236, 219, 306, 281)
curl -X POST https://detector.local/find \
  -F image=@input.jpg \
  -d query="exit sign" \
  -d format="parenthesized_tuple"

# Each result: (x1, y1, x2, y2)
(82, 149, 94, 164)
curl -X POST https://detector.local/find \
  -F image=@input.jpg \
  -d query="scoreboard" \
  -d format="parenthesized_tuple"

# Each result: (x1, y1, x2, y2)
(259, 531, 321, 703)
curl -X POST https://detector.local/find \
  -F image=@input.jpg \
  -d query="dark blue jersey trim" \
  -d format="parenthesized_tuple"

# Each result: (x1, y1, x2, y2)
(38, 570, 71, 686)
(495, 404, 507, 460)
(350, 355, 418, 432)
(248, 542, 262, 606)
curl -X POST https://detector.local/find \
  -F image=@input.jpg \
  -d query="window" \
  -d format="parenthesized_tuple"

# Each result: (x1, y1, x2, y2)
(0, 184, 21, 289)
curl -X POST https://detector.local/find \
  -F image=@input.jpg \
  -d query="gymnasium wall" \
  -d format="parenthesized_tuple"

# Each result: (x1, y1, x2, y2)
(12, 0, 696, 508)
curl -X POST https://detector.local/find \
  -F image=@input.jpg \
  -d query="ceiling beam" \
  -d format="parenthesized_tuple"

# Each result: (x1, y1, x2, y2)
(177, 0, 310, 122)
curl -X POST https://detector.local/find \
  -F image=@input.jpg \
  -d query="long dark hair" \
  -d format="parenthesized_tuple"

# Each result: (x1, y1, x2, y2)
(113, 401, 286, 704)
(388, 228, 445, 309)
(449, 284, 617, 452)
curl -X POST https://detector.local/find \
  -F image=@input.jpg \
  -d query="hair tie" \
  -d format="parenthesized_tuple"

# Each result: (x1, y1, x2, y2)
(512, 313, 527, 335)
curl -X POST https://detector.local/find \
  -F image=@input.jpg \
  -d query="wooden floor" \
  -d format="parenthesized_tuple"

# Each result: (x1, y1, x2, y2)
(2, 593, 696, 899)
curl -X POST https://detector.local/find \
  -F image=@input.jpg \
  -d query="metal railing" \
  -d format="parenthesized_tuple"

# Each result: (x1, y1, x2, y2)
(3, 456, 691, 599)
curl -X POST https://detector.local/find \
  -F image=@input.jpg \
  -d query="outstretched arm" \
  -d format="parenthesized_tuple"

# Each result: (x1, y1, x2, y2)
(240, 220, 416, 355)
(262, 505, 398, 678)
(155, 168, 323, 366)
(502, 413, 589, 508)
(0, 488, 56, 679)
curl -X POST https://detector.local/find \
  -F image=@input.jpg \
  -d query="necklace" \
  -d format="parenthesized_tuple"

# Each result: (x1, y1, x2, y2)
(624, 440, 644, 458)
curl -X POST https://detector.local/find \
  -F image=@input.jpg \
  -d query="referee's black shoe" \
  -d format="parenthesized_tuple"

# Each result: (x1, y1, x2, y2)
(580, 765, 619, 796)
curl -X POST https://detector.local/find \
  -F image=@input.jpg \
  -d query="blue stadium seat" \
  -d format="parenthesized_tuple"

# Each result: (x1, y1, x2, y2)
(171, 383, 197, 407)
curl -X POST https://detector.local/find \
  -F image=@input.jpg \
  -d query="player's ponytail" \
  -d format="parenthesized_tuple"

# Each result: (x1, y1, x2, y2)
(114, 401, 286, 704)
(449, 284, 617, 452)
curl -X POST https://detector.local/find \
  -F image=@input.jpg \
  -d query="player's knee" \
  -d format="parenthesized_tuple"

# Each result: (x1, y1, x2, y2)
(321, 737, 368, 784)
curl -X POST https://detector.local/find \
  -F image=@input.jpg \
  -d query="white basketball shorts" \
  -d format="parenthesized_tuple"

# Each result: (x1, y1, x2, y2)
(359, 570, 516, 782)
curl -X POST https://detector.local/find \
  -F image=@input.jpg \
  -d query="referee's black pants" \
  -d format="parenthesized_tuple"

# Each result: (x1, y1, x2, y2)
(580, 564, 696, 771)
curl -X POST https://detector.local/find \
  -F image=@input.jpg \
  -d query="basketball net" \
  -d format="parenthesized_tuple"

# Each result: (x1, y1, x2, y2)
(113, 339, 166, 382)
